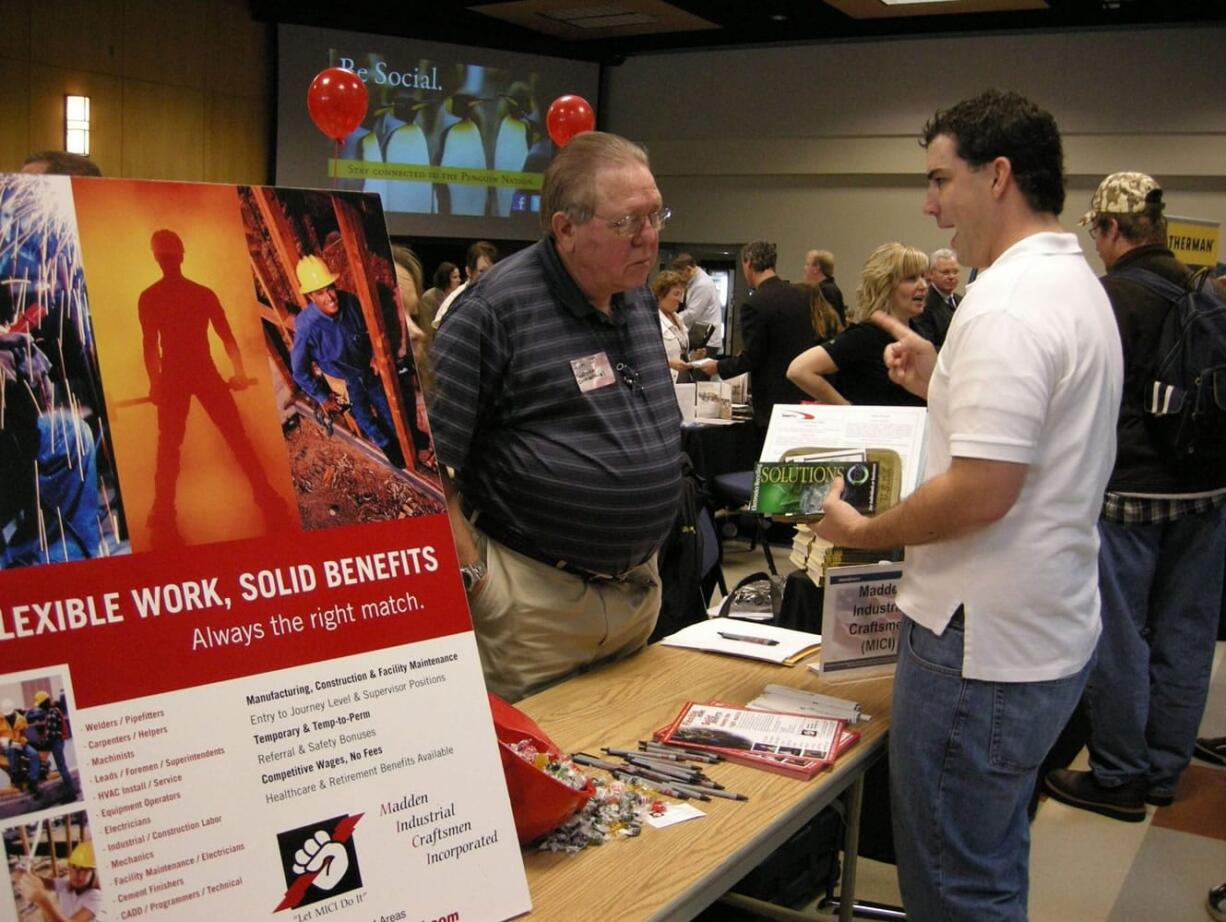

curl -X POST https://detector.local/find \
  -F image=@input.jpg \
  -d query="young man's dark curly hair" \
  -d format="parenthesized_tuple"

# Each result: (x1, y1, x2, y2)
(921, 89, 1066, 217)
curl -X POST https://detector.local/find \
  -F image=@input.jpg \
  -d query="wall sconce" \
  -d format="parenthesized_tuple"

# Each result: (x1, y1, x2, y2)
(64, 95, 91, 155)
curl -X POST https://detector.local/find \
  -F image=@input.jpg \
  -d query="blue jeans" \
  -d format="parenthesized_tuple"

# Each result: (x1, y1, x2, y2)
(1085, 507, 1226, 797)
(891, 615, 1090, 922)
(4, 410, 101, 567)
(45, 741, 74, 795)
(6, 743, 40, 784)
(343, 371, 395, 453)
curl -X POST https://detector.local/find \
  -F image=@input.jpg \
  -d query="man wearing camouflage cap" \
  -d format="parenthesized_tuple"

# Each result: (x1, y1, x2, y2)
(1045, 172, 1226, 821)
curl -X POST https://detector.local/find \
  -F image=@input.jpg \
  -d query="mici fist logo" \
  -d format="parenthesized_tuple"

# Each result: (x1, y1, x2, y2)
(274, 813, 364, 911)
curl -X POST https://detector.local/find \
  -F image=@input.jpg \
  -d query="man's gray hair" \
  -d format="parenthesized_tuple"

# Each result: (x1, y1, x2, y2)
(23, 150, 102, 177)
(930, 248, 958, 265)
(807, 249, 834, 276)
(741, 241, 777, 273)
(540, 132, 650, 232)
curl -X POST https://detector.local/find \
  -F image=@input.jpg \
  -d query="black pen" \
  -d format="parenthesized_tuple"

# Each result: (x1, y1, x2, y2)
(622, 756, 706, 782)
(626, 763, 697, 786)
(615, 772, 705, 801)
(717, 631, 779, 646)
(640, 741, 723, 763)
(603, 747, 692, 765)
(625, 746, 689, 763)
(670, 781, 748, 802)
(678, 775, 726, 791)
(603, 748, 701, 776)
(572, 753, 622, 772)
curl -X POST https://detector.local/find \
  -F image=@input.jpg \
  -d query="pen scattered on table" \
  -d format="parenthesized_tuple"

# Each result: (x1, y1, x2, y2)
(577, 744, 748, 804)
(639, 740, 724, 763)
(613, 772, 706, 801)
(751, 683, 869, 724)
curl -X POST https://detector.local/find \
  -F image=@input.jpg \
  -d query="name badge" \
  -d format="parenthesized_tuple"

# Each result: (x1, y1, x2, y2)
(571, 352, 617, 392)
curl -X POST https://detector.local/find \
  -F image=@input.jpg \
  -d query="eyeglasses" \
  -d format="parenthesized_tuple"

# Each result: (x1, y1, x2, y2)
(597, 207, 672, 239)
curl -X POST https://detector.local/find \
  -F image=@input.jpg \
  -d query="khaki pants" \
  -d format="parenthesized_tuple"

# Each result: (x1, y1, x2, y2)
(468, 527, 661, 702)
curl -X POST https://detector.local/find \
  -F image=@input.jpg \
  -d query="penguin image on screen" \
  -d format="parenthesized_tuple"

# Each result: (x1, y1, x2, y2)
(336, 121, 372, 192)
(438, 93, 490, 216)
(383, 91, 434, 214)
(358, 107, 394, 203)
(492, 82, 537, 217)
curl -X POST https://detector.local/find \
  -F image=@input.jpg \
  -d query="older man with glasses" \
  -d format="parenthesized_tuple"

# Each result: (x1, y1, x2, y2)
(429, 131, 681, 702)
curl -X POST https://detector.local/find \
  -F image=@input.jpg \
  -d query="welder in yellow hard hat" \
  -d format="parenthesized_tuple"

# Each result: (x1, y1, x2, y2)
(290, 253, 405, 468)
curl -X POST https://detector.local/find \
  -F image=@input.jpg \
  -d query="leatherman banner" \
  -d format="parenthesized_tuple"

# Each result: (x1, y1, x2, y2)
(1166, 215, 1220, 269)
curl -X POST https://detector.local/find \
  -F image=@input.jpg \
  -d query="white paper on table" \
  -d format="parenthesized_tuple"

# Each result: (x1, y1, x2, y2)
(660, 617, 821, 664)
(675, 382, 696, 420)
(645, 803, 707, 828)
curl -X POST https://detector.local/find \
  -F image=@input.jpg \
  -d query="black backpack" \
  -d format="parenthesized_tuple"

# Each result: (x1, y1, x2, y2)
(650, 454, 711, 643)
(1113, 266, 1226, 464)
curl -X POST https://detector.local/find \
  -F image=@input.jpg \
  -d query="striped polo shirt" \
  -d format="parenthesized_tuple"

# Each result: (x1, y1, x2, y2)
(429, 236, 682, 575)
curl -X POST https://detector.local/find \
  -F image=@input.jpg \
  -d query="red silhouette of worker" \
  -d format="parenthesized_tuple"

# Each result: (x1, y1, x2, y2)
(139, 229, 293, 547)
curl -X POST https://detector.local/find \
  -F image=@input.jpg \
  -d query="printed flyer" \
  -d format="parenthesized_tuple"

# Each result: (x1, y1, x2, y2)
(819, 563, 905, 679)
(0, 173, 530, 921)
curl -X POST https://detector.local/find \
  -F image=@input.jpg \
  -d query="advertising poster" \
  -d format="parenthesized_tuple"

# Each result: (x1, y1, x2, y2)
(276, 24, 599, 241)
(0, 173, 530, 921)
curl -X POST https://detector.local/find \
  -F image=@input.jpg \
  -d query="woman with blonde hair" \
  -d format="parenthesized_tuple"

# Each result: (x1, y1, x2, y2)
(796, 282, 845, 343)
(391, 244, 436, 471)
(787, 242, 929, 406)
(652, 270, 704, 381)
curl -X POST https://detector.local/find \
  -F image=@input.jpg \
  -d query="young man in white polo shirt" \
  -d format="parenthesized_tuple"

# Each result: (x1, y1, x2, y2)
(816, 90, 1123, 921)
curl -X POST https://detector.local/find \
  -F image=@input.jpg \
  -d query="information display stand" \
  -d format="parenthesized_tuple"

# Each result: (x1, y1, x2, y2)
(0, 172, 528, 922)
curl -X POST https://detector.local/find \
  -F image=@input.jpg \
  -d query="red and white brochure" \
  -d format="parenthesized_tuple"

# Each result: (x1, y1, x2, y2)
(653, 701, 850, 780)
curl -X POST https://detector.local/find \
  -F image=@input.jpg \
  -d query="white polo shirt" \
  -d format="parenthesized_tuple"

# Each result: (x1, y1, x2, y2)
(899, 232, 1123, 682)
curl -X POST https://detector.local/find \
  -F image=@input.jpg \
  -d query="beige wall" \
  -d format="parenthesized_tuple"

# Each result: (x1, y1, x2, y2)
(3, 8, 1223, 271)
(605, 26, 1226, 297)
(0, 0, 271, 182)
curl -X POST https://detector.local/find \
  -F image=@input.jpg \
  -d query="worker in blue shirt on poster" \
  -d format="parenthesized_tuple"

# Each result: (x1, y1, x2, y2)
(291, 255, 404, 468)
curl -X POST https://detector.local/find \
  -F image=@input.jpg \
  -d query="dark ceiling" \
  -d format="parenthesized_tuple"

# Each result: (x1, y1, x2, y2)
(249, 0, 1226, 64)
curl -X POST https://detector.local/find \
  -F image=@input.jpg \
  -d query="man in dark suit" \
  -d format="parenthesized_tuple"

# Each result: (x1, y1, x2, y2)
(912, 247, 961, 350)
(695, 241, 815, 449)
(803, 248, 847, 323)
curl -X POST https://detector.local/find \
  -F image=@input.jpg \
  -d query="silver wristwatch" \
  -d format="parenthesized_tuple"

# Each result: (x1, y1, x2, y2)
(460, 559, 487, 592)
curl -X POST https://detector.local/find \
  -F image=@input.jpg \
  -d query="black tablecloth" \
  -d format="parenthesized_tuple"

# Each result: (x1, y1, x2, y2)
(681, 421, 760, 482)
(777, 569, 824, 632)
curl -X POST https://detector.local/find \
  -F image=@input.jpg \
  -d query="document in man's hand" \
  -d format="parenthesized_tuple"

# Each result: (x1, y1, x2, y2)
(659, 618, 821, 665)
(751, 459, 881, 517)
(761, 404, 927, 501)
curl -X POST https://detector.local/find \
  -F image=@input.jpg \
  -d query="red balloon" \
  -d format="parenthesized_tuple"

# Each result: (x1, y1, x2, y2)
(307, 67, 369, 142)
(546, 95, 595, 147)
